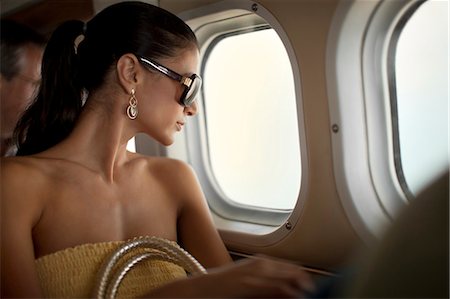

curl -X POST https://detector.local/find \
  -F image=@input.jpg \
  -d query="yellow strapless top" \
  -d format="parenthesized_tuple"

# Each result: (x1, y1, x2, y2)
(35, 240, 187, 298)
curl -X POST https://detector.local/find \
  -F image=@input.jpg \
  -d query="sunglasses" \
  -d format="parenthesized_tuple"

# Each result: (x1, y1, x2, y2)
(137, 56, 202, 107)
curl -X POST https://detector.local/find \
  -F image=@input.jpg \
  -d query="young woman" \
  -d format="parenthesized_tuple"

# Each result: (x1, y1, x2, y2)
(1, 1, 314, 297)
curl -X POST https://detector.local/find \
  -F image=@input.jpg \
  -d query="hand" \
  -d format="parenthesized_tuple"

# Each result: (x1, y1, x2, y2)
(148, 256, 316, 298)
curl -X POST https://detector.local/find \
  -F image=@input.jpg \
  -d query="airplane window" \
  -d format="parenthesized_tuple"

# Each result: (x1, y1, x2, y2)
(391, 0, 448, 197)
(203, 28, 301, 210)
(127, 138, 136, 152)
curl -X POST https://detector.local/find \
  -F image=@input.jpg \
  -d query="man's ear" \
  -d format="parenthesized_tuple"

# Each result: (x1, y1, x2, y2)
(116, 54, 141, 93)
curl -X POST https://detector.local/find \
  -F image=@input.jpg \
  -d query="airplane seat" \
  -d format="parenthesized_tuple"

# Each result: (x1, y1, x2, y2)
(347, 171, 449, 298)
(309, 172, 449, 298)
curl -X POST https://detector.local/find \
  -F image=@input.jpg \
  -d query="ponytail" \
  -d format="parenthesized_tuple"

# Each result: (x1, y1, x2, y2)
(15, 20, 85, 156)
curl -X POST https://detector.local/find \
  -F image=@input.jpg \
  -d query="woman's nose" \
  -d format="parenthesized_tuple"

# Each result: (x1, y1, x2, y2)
(184, 101, 198, 116)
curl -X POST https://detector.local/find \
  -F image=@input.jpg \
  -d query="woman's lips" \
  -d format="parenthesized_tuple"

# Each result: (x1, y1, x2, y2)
(176, 122, 185, 131)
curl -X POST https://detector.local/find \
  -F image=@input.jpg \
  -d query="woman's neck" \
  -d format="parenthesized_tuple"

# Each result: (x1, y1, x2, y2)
(39, 93, 135, 183)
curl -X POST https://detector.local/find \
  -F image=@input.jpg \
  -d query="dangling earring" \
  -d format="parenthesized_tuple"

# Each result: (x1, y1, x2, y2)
(126, 89, 138, 120)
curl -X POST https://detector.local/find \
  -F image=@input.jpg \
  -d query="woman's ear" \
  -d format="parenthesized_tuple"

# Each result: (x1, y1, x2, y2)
(116, 54, 141, 93)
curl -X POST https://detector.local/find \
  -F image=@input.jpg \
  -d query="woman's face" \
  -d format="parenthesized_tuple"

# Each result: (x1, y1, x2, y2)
(137, 47, 199, 146)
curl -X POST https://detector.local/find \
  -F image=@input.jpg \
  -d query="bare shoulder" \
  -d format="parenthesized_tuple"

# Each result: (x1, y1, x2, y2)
(1, 156, 51, 187)
(143, 155, 194, 171)
(132, 154, 201, 201)
(1, 156, 50, 297)
(139, 155, 198, 185)
(1, 156, 51, 225)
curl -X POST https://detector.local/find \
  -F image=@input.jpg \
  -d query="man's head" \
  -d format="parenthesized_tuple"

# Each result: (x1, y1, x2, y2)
(1, 20, 46, 156)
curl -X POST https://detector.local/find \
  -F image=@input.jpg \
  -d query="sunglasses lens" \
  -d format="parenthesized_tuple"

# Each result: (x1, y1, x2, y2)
(182, 75, 202, 106)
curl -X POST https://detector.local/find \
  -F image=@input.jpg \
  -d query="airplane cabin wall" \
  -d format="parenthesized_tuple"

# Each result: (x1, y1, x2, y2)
(2, 0, 446, 274)
(160, 0, 364, 270)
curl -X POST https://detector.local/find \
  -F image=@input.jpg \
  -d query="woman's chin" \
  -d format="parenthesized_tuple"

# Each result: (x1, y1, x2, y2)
(159, 136, 174, 147)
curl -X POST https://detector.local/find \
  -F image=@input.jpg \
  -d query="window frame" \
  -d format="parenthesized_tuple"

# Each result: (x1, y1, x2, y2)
(386, 0, 445, 200)
(174, 0, 308, 243)
(326, 0, 431, 244)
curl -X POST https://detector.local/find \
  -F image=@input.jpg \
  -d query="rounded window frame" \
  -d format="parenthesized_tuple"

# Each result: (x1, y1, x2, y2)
(386, 0, 444, 200)
(176, 0, 308, 243)
(326, 0, 427, 244)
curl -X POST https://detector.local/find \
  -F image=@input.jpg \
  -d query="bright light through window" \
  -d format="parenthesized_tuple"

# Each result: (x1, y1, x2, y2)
(127, 138, 136, 152)
(203, 29, 301, 210)
(394, 0, 448, 196)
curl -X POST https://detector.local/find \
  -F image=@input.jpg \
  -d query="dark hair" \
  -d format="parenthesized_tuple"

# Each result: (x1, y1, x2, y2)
(0, 19, 46, 80)
(15, 1, 198, 156)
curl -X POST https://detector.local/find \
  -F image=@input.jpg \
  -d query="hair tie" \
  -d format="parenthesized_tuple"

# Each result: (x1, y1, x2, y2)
(74, 22, 87, 55)
(74, 34, 85, 55)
